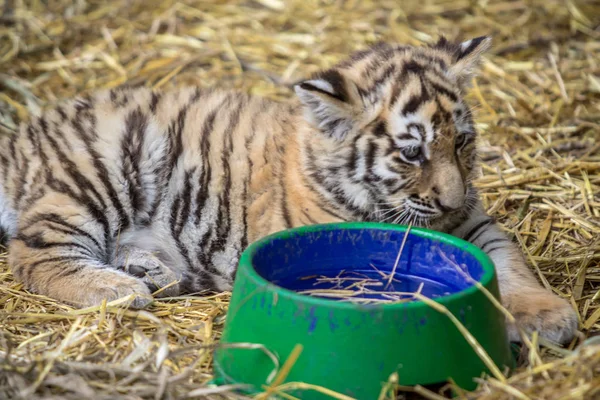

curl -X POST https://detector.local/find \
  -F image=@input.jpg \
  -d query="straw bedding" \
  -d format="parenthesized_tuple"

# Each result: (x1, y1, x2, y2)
(0, 0, 599, 398)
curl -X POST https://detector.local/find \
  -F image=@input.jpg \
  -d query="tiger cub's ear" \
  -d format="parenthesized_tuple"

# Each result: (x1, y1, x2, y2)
(294, 69, 361, 140)
(435, 36, 492, 85)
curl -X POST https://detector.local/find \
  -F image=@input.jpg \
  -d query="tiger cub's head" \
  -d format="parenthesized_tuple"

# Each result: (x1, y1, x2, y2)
(295, 36, 491, 230)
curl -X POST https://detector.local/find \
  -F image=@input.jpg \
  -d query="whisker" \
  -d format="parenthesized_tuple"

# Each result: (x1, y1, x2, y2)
(384, 211, 401, 223)
(378, 207, 404, 218)
(389, 208, 408, 224)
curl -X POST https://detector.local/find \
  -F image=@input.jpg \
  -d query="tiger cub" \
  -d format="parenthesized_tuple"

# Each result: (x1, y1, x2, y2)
(0, 36, 577, 344)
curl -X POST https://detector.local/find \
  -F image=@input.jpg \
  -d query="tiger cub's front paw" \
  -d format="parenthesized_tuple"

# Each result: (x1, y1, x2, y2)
(504, 290, 578, 345)
(71, 271, 153, 309)
(115, 246, 181, 297)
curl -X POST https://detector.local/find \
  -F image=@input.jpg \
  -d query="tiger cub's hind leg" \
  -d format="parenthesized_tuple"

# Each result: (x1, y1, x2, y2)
(113, 245, 181, 297)
(9, 195, 152, 308)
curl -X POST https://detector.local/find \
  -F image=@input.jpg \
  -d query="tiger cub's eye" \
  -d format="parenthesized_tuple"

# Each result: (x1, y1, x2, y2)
(455, 134, 467, 150)
(401, 146, 422, 162)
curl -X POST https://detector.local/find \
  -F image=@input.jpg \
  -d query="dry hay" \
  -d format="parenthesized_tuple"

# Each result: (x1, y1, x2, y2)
(1, 0, 599, 398)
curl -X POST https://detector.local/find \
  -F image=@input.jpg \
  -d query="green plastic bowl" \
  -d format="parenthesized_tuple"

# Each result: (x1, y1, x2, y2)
(214, 223, 513, 399)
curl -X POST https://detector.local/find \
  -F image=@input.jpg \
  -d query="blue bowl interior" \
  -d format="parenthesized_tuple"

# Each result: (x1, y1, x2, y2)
(252, 228, 486, 302)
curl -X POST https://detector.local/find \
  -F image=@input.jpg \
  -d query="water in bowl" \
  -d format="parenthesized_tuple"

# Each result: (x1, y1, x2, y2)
(274, 268, 455, 304)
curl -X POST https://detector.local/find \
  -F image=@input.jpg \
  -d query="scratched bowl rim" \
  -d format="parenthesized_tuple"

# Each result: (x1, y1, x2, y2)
(238, 222, 497, 310)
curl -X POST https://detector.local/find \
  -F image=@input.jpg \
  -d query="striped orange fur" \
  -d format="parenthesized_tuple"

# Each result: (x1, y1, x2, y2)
(0, 36, 577, 344)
